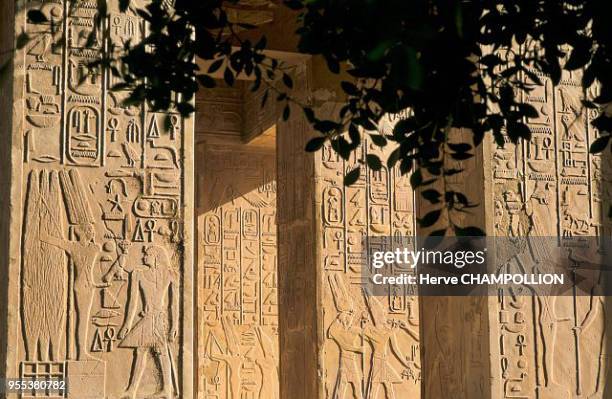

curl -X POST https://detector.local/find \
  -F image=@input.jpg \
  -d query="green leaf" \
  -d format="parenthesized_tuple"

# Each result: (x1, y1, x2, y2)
(404, 46, 424, 90)
(326, 56, 340, 74)
(565, 39, 592, 71)
(387, 148, 401, 169)
(590, 135, 610, 154)
(448, 143, 471, 152)
(255, 36, 267, 51)
(367, 40, 394, 62)
(518, 103, 539, 118)
(344, 166, 361, 186)
(305, 136, 327, 152)
(261, 89, 269, 107)
(16, 31, 30, 49)
(366, 154, 382, 171)
(370, 134, 387, 147)
(341, 81, 359, 96)
(422, 189, 441, 204)
(419, 209, 441, 228)
(208, 59, 224, 74)
(454, 226, 485, 236)
(119, 0, 130, 12)
(224, 68, 235, 86)
(284, 0, 304, 10)
(314, 120, 341, 133)
(27, 9, 48, 24)
(454, 1, 463, 38)
(348, 124, 361, 146)
(508, 122, 531, 142)
(479, 54, 502, 68)
(282, 73, 293, 88)
(400, 158, 413, 175)
(197, 75, 216, 88)
(393, 118, 416, 138)
(303, 107, 316, 122)
(410, 169, 423, 188)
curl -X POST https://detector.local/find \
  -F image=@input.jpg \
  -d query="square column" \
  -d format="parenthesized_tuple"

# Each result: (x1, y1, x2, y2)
(277, 63, 420, 399)
(415, 129, 494, 398)
(0, 2, 194, 398)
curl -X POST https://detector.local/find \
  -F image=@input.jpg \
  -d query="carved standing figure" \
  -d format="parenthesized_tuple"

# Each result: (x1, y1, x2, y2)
(118, 245, 179, 399)
(208, 315, 244, 399)
(41, 169, 103, 361)
(328, 274, 365, 399)
(22, 169, 67, 361)
(524, 190, 572, 399)
(254, 326, 279, 399)
(362, 293, 414, 399)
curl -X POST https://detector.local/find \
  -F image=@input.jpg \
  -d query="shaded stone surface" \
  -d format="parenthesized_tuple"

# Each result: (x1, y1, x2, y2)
(416, 128, 491, 399)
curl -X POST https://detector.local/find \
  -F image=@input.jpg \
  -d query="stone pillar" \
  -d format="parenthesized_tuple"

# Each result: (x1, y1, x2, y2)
(277, 62, 420, 399)
(0, 2, 194, 398)
(416, 129, 493, 399)
(488, 68, 610, 398)
(195, 83, 279, 399)
(419, 68, 611, 398)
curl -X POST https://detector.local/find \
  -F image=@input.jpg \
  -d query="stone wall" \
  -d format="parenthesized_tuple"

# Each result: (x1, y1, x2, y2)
(490, 68, 611, 398)
(196, 142, 278, 399)
(1, 1, 194, 397)
(317, 125, 420, 399)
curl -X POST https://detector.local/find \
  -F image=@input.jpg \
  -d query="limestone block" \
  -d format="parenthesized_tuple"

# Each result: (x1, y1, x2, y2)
(0, 2, 194, 398)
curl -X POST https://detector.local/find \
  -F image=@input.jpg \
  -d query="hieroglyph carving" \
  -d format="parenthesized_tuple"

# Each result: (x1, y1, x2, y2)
(9, 1, 191, 398)
(197, 147, 278, 399)
(492, 64, 610, 398)
(318, 126, 420, 399)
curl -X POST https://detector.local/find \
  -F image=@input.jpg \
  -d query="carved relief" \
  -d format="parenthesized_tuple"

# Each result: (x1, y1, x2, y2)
(318, 130, 420, 399)
(492, 67, 608, 398)
(9, 2, 191, 397)
(197, 146, 278, 399)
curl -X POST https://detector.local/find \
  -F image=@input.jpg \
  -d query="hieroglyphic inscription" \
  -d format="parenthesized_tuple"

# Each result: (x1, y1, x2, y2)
(318, 116, 420, 399)
(492, 64, 610, 398)
(7, 1, 192, 397)
(197, 145, 278, 399)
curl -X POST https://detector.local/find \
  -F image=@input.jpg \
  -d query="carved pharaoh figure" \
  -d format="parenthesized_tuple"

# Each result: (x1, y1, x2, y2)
(362, 292, 416, 399)
(207, 315, 244, 399)
(22, 169, 67, 361)
(254, 326, 280, 399)
(328, 274, 365, 399)
(118, 245, 180, 399)
(523, 187, 571, 399)
(41, 169, 104, 361)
